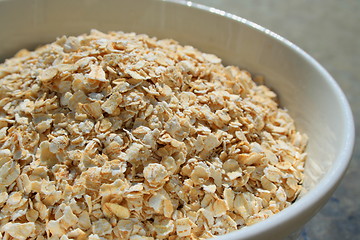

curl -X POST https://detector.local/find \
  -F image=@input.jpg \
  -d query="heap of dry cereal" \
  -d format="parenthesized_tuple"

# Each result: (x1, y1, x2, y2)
(0, 30, 307, 239)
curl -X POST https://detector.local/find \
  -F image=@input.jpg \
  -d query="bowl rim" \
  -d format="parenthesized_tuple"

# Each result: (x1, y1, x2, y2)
(163, 0, 355, 238)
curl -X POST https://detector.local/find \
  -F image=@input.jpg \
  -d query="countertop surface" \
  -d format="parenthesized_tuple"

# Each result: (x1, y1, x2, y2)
(192, 0, 360, 239)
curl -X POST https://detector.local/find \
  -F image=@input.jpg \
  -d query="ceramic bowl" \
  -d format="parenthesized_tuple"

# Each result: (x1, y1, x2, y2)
(0, 0, 354, 239)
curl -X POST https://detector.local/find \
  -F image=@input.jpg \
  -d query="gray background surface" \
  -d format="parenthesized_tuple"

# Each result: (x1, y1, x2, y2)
(192, 0, 360, 239)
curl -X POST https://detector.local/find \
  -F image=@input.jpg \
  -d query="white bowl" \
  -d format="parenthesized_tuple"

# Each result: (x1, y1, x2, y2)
(0, 0, 355, 239)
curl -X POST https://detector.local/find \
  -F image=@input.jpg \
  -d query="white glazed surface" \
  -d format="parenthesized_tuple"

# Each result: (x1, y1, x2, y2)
(0, 0, 355, 239)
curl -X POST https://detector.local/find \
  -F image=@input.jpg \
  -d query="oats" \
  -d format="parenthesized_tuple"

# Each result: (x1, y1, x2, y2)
(103, 202, 130, 219)
(212, 198, 229, 217)
(190, 163, 210, 185)
(38, 67, 58, 83)
(47, 220, 65, 237)
(2, 222, 35, 240)
(39, 141, 58, 167)
(87, 65, 107, 82)
(202, 53, 221, 64)
(88, 234, 102, 240)
(154, 218, 174, 238)
(0, 192, 8, 205)
(68, 90, 88, 111)
(63, 36, 81, 53)
(114, 219, 133, 239)
(261, 175, 277, 192)
(264, 165, 283, 183)
(26, 209, 39, 222)
(276, 186, 287, 203)
(148, 193, 165, 213)
(67, 228, 87, 239)
(60, 206, 78, 229)
(227, 170, 243, 181)
(0, 127, 8, 142)
(176, 218, 193, 237)
(0, 160, 20, 187)
(49, 135, 69, 153)
(223, 158, 240, 172)
(143, 163, 169, 188)
(78, 211, 91, 230)
(129, 236, 154, 240)
(238, 152, 264, 165)
(203, 184, 216, 193)
(101, 92, 122, 114)
(92, 219, 112, 236)
(78, 102, 103, 119)
(203, 134, 221, 151)
(33, 114, 53, 133)
(224, 187, 235, 210)
(0, 30, 307, 239)
(125, 68, 147, 80)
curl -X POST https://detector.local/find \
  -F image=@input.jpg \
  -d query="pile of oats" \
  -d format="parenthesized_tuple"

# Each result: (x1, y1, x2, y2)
(0, 30, 307, 239)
